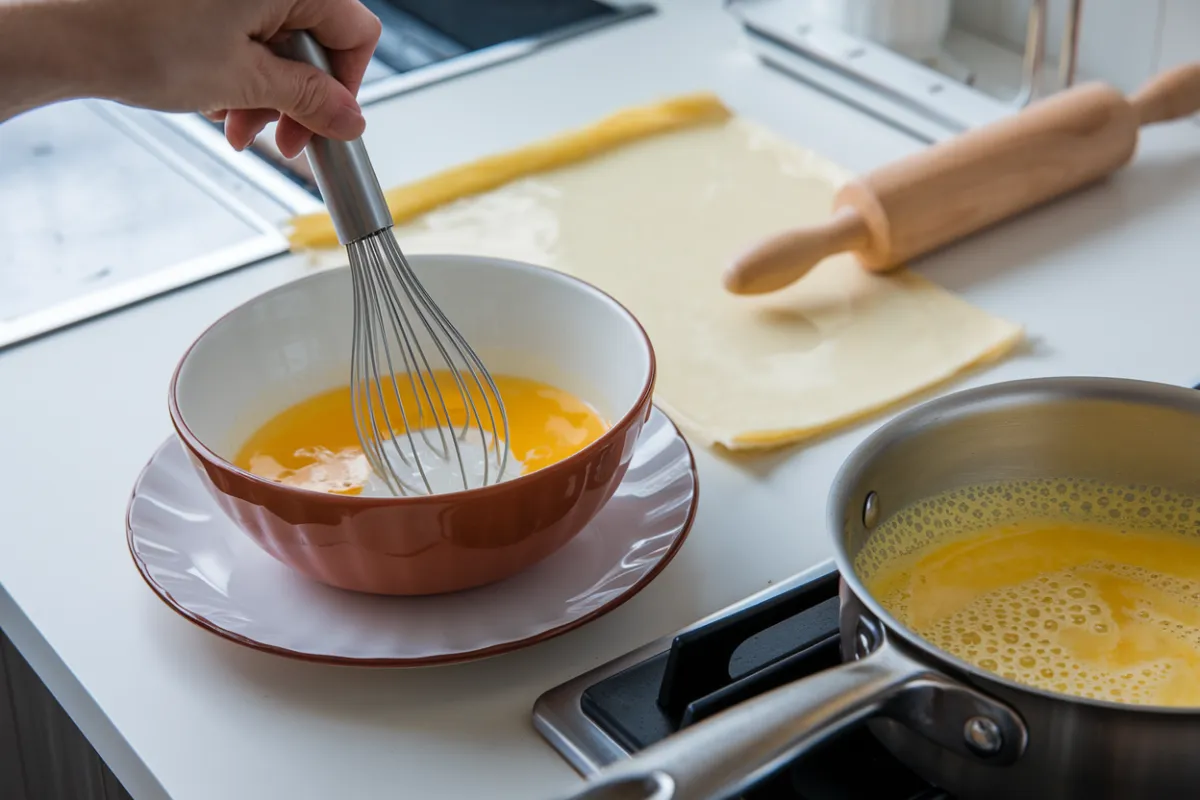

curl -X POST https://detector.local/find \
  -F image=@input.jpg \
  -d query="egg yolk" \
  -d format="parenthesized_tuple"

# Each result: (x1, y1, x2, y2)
(234, 372, 609, 495)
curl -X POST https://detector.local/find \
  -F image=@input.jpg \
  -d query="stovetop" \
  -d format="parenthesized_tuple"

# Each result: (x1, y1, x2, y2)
(532, 561, 952, 799)
(534, 383, 1200, 797)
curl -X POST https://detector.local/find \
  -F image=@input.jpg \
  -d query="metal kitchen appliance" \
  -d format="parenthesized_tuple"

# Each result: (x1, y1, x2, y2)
(0, 101, 291, 351)
(729, 0, 1085, 142)
(533, 560, 951, 799)
(536, 379, 1200, 799)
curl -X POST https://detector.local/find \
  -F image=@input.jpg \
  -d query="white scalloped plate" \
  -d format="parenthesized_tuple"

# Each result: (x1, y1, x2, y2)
(126, 406, 697, 666)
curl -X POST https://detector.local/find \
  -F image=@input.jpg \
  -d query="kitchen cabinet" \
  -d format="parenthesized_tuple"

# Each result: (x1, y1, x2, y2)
(0, 630, 132, 800)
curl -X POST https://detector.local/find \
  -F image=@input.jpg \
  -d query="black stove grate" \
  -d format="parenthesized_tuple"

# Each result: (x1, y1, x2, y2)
(579, 570, 953, 800)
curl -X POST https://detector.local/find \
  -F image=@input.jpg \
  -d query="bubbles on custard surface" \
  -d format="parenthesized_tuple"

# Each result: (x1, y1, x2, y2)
(855, 478, 1200, 582)
(896, 564, 1200, 705)
(856, 478, 1200, 706)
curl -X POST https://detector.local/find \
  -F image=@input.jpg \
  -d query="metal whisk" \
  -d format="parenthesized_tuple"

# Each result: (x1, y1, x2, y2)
(280, 32, 509, 497)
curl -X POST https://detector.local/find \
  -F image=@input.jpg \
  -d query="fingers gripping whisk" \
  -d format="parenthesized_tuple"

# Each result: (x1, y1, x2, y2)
(347, 236, 510, 496)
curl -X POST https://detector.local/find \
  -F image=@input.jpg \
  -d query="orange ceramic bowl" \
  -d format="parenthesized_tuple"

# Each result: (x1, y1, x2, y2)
(169, 255, 656, 596)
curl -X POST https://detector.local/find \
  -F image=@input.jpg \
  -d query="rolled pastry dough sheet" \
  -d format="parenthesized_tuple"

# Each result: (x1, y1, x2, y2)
(306, 113, 1023, 451)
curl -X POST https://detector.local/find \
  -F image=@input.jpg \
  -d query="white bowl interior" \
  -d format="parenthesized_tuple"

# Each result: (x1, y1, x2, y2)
(174, 255, 653, 461)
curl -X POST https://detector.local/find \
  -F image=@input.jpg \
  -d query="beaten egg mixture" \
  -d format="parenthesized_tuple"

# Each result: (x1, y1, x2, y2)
(235, 372, 608, 496)
(858, 479, 1200, 707)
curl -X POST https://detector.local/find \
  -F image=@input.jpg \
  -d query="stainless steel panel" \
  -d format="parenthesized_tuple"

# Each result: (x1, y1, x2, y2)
(0, 100, 289, 350)
(532, 560, 840, 777)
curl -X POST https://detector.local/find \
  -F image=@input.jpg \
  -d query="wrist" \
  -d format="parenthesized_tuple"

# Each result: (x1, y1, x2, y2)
(0, 0, 112, 119)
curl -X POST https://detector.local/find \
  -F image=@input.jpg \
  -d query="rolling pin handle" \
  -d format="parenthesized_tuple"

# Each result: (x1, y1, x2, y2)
(1130, 61, 1200, 126)
(723, 208, 870, 295)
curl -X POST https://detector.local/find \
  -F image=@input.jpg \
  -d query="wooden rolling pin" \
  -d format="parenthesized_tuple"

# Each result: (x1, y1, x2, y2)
(724, 62, 1200, 295)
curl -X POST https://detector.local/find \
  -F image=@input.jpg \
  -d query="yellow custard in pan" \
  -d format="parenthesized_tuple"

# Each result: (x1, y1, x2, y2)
(234, 372, 608, 496)
(859, 479, 1200, 707)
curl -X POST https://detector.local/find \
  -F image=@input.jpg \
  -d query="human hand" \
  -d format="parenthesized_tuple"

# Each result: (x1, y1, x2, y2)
(88, 0, 381, 157)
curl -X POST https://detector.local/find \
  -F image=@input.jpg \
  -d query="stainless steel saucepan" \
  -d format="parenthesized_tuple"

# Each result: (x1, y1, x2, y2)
(560, 377, 1200, 800)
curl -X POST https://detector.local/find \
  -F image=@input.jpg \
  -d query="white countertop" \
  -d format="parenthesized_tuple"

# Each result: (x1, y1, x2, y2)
(3, 3, 1200, 799)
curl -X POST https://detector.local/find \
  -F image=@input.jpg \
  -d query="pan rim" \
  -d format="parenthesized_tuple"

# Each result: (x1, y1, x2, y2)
(828, 375, 1200, 717)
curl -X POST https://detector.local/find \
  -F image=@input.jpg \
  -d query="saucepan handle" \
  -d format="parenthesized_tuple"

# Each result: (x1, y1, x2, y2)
(557, 638, 1025, 800)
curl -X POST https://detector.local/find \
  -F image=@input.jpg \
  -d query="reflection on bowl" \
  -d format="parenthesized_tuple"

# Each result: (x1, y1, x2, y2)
(168, 255, 656, 596)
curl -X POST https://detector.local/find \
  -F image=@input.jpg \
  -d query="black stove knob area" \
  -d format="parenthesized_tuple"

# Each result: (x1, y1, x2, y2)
(579, 567, 954, 799)
(777, 726, 951, 800)
(657, 570, 841, 723)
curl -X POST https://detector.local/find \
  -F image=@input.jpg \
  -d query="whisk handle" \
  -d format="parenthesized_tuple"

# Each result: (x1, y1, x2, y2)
(275, 30, 393, 245)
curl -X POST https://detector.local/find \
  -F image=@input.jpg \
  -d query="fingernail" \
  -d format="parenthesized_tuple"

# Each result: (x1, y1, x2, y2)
(329, 104, 366, 139)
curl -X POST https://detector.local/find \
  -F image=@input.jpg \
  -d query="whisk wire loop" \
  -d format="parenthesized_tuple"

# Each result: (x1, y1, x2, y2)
(346, 235, 511, 497)
(349, 262, 400, 494)
(351, 245, 431, 496)
(381, 236, 511, 482)
(360, 238, 466, 486)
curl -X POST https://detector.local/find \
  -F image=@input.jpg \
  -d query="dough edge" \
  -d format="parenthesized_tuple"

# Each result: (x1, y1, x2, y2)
(286, 92, 733, 250)
(669, 316, 1025, 452)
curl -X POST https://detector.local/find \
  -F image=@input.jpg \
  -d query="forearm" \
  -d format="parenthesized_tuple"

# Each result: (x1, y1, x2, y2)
(0, 0, 378, 152)
(0, 0, 107, 121)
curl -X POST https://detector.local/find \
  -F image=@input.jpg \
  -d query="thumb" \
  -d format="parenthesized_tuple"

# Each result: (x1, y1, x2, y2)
(251, 52, 366, 141)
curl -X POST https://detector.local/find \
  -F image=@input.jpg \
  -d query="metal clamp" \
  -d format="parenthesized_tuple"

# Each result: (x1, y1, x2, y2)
(1017, 0, 1085, 106)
